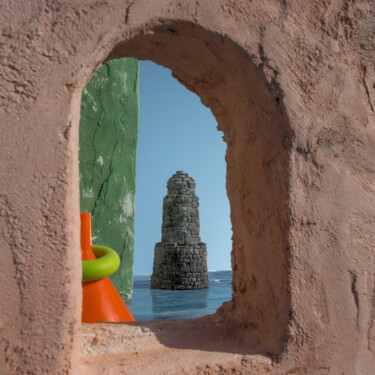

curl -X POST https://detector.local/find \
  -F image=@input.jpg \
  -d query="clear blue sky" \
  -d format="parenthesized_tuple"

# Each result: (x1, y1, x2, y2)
(133, 60, 232, 276)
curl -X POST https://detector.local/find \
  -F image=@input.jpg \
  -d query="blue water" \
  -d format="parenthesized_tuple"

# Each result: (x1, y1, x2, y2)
(129, 270, 232, 321)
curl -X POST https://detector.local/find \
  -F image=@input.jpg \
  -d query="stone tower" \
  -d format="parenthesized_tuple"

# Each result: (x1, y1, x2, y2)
(151, 171, 209, 290)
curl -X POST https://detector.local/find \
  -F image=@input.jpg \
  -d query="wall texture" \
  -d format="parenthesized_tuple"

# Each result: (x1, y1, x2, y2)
(79, 58, 139, 303)
(0, 1, 374, 374)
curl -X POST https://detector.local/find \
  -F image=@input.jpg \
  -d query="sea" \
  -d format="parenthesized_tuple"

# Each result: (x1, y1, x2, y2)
(129, 270, 232, 321)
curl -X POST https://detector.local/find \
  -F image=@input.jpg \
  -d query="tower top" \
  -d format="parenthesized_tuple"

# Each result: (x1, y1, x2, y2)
(167, 170, 196, 192)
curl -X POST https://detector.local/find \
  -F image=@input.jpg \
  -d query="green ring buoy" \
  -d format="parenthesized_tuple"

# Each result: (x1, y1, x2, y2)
(82, 244, 120, 282)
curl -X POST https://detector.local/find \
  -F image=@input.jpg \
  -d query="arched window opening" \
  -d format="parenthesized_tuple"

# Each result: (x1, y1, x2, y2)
(79, 20, 291, 358)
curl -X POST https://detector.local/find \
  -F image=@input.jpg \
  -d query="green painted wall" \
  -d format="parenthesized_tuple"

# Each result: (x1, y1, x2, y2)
(79, 58, 139, 303)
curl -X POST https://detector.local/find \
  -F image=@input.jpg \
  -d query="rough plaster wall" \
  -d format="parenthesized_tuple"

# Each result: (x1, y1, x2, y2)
(0, 0, 374, 374)
(79, 58, 139, 303)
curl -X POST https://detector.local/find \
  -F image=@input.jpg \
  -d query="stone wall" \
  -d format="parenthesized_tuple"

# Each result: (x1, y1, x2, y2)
(151, 171, 208, 290)
(79, 58, 139, 303)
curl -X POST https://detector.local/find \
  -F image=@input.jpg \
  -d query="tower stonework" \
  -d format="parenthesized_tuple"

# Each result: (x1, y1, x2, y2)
(151, 171, 209, 290)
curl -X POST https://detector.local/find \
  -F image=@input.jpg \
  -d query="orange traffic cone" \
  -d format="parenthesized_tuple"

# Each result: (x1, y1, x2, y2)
(81, 212, 135, 323)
